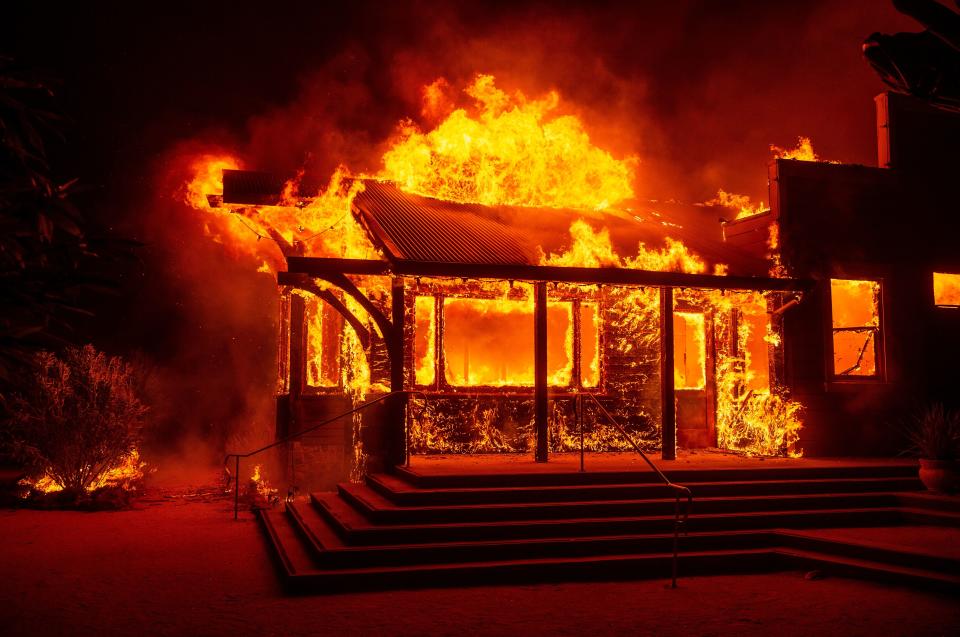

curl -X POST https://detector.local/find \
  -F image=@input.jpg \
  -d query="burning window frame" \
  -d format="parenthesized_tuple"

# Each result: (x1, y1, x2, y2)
(410, 281, 603, 393)
(827, 277, 885, 381)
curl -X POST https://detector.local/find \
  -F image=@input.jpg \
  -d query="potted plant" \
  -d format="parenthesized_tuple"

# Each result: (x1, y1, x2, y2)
(905, 403, 960, 494)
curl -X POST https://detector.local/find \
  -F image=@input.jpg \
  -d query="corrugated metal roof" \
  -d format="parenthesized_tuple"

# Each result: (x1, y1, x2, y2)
(216, 170, 768, 275)
(352, 181, 539, 265)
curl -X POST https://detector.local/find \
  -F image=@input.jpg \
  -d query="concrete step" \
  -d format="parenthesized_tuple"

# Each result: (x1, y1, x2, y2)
(367, 472, 921, 506)
(392, 463, 918, 489)
(340, 482, 902, 525)
(778, 547, 960, 593)
(288, 498, 777, 568)
(778, 530, 960, 576)
(313, 491, 904, 545)
(260, 508, 783, 592)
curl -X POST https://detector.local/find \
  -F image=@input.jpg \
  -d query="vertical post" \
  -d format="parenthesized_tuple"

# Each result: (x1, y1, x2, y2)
(535, 281, 549, 463)
(234, 455, 240, 520)
(660, 287, 676, 460)
(577, 394, 584, 472)
(288, 293, 306, 402)
(388, 277, 407, 466)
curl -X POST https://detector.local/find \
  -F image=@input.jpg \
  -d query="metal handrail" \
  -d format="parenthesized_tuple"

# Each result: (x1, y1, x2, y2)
(576, 392, 693, 588)
(225, 390, 425, 519)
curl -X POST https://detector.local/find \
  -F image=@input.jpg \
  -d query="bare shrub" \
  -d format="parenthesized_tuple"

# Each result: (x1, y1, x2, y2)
(4, 345, 148, 494)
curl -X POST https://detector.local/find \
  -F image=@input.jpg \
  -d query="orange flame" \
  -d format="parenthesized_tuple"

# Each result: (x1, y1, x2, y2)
(771, 136, 837, 163)
(381, 74, 637, 210)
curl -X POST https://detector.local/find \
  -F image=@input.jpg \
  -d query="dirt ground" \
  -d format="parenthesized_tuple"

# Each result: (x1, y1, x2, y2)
(1, 488, 958, 637)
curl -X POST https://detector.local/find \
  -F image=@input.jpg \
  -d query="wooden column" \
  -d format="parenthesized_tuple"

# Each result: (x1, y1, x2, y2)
(288, 293, 306, 400)
(534, 281, 549, 462)
(659, 287, 676, 460)
(387, 277, 407, 466)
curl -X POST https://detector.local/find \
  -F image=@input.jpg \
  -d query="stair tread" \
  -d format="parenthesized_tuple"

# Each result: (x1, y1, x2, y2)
(285, 545, 776, 578)
(294, 501, 771, 554)
(315, 491, 902, 532)
(371, 473, 919, 499)
(342, 482, 898, 514)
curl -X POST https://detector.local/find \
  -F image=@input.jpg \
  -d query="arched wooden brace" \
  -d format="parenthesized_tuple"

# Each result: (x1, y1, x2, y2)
(276, 270, 407, 465)
(278, 272, 371, 350)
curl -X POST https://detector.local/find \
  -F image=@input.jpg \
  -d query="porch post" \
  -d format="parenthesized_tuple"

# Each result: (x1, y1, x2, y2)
(534, 281, 549, 462)
(388, 276, 407, 466)
(660, 286, 676, 460)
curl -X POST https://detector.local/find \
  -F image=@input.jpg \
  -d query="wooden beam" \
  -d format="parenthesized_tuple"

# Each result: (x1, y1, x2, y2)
(277, 272, 371, 349)
(535, 281, 549, 463)
(660, 287, 676, 460)
(286, 256, 812, 292)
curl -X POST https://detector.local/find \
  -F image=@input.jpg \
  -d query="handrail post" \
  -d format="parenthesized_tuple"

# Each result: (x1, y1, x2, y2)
(233, 455, 240, 520)
(672, 493, 679, 588)
(577, 394, 584, 473)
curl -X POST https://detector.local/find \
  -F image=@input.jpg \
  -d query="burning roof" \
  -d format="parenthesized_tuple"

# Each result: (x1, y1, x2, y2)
(220, 170, 770, 276)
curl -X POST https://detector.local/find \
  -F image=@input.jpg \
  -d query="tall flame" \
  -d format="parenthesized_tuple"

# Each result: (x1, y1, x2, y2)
(381, 74, 636, 210)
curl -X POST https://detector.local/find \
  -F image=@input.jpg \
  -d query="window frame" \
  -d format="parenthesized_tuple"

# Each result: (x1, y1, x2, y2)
(825, 275, 886, 384)
(412, 292, 603, 393)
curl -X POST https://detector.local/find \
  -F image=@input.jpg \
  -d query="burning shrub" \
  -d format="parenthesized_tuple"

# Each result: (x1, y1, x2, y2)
(3, 345, 147, 500)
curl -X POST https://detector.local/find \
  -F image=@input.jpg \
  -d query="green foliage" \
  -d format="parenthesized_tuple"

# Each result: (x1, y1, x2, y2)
(905, 403, 960, 461)
(4, 345, 147, 493)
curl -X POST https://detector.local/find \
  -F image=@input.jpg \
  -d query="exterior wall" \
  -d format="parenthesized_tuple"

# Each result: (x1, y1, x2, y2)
(770, 97, 960, 455)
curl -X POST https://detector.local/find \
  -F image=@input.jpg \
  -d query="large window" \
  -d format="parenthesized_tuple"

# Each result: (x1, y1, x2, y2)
(830, 278, 882, 378)
(414, 295, 600, 389)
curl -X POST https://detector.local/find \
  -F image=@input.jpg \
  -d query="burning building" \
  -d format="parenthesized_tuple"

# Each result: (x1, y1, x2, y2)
(193, 79, 959, 490)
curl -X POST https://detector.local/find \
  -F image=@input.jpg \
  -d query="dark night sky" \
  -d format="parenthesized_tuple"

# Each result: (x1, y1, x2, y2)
(2, 0, 920, 452)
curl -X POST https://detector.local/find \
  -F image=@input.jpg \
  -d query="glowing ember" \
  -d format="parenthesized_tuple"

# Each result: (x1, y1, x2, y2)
(21, 449, 146, 496)
(381, 74, 636, 210)
(250, 464, 279, 502)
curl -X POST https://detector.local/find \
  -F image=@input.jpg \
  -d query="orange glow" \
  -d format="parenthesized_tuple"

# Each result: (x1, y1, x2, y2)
(580, 302, 600, 388)
(441, 296, 574, 387)
(414, 296, 437, 385)
(831, 279, 880, 377)
(305, 296, 342, 388)
(771, 136, 838, 163)
(543, 219, 707, 274)
(709, 189, 768, 220)
(744, 309, 771, 392)
(22, 449, 146, 495)
(183, 153, 241, 209)
(381, 75, 636, 210)
(673, 312, 705, 390)
(933, 272, 960, 307)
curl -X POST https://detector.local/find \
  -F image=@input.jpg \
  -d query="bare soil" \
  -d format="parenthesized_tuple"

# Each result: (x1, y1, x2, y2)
(1, 485, 957, 637)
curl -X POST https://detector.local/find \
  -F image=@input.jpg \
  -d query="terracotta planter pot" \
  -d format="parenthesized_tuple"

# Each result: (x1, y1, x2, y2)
(918, 459, 960, 494)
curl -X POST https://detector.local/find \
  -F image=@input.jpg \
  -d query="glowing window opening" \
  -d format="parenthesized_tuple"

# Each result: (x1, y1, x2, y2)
(933, 272, 960, 308)
(673, 311, 706, 390)
(830, 278, 881, 378)
(305, 296, 343, 388)
(413, 295, 600, 389)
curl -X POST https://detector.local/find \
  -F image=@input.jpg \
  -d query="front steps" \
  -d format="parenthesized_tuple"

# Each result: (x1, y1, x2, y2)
(257, 461, 960, 593)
